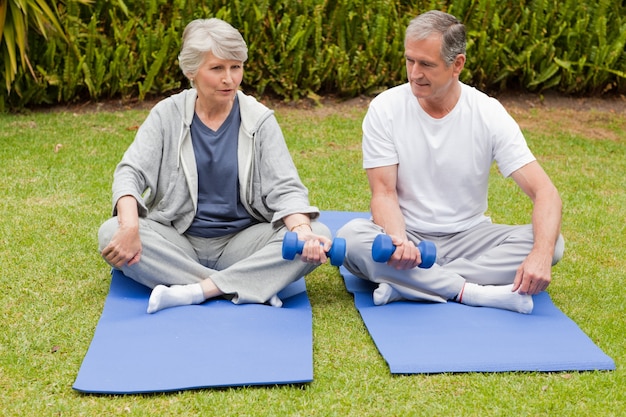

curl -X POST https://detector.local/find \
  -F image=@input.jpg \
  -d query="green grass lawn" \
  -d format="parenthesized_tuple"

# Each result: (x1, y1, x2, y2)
(0, 97, 624, 416)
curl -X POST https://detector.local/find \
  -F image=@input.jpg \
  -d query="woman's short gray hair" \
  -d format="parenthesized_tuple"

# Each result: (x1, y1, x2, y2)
(178, 18, 248, 78)
(405, 11, 466, 66)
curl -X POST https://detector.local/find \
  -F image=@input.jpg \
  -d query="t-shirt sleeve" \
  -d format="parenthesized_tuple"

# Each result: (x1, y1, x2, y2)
(362, 102, 399, 169)
(489, 99, 536, 177)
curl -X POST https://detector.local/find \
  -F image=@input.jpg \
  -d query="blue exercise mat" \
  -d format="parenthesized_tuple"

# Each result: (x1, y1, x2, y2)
(73, 270, 312, 394)
(320, 211, 616, 374)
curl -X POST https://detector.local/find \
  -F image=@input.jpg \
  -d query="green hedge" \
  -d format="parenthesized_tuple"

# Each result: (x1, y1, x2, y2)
(2, 0, 625, 110)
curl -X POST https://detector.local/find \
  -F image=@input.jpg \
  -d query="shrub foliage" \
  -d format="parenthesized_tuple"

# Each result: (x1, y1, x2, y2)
(1, 0, 625, 110)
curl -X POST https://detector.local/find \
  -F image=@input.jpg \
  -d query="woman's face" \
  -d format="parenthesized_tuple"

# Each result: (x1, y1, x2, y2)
(192, 52, 244, 107)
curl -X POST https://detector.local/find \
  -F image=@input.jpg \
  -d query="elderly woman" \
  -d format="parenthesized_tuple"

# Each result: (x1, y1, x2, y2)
(98, 18, 332, 313)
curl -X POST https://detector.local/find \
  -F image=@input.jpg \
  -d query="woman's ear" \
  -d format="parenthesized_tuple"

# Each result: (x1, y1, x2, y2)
(185, 72, 195, 87)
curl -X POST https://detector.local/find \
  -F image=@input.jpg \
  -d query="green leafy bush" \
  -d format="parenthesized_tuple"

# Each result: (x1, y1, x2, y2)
(1, 0, 625, 111)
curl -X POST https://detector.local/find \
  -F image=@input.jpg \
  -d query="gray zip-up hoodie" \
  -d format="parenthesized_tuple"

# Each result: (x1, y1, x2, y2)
(112, 89, 319, 233)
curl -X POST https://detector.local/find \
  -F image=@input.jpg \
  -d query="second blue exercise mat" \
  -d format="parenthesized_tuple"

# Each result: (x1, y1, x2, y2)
(73, 270, 312, 394)
(319, 211, 615, 374)
(342, 271, 615, 374)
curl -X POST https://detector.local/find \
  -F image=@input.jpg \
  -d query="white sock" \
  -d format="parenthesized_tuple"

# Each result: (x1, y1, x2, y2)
(373, 283, 405, 306)
(268, 294, 283, 308)
(147, 283, 205, 314)
(459, 282, 533, 314)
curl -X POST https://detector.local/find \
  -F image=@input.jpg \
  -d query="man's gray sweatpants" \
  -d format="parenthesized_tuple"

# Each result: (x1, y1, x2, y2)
(336, 218, 565, 303)
(98, 217, 331, 304)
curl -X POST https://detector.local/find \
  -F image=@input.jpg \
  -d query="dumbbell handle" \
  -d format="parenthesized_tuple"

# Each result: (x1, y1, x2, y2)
(282, 231, 346, 267)
(371, 234, 436, 268)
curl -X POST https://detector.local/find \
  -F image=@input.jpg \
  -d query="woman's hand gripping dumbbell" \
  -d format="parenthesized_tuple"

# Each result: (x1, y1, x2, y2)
(282, 231, 346, 266)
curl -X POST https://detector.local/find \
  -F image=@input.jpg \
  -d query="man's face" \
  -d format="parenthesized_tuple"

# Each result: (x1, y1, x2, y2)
(404, 35, 464, 102)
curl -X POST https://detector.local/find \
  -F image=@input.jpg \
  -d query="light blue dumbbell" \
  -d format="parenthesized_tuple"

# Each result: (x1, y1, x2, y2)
(282, 231, 346, 267)
(371, 234, 436, 268)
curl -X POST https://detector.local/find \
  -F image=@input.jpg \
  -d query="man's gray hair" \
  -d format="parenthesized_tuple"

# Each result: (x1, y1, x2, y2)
(178, 18, 248, 78)
(405, 11, 466, 66)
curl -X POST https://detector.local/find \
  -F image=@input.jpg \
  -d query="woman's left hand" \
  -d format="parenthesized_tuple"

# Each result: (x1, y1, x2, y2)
(294, 228, 331, 265)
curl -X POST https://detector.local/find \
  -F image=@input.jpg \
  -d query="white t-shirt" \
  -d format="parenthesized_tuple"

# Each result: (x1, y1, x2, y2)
(362, 82, 535, 234)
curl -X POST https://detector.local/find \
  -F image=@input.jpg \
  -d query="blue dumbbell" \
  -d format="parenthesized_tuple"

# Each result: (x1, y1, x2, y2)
(282, 231, 346, 267)
(371, 234, 436, 268)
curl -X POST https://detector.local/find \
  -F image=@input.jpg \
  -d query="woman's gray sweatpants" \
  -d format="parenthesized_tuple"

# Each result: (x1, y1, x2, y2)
(98, 217, 331, 304)
(336, 218, 565, 303)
